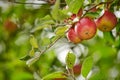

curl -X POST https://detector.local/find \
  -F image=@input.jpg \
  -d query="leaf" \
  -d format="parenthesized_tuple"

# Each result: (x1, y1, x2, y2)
(103, 32, 114, 45)
(35, 4, 51, 18)
(51, 0, 60, 20)
(68, 0, 84, 14)
(26, 52, 41, 67)
(31, 24, 50, 33)
(29, 35, 38, 48)
(29, 47, 35, 57)
(85, 12, 99, 19)
(65, 52, 76, 69)
(20, 55, 31, 61)
(33, 72, 41, 80)
(116, 20, 120, 33)
(65, 0, 71, 5)
(55, 26, 68, 36)
(81, 56, 93, 78)
(89, 71, 106, 80)
(42, 72, 67, 80)
(58, 10, 69, 20)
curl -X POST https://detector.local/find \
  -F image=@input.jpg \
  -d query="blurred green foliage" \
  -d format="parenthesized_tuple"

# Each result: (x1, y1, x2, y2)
(0, 0, 120, 80)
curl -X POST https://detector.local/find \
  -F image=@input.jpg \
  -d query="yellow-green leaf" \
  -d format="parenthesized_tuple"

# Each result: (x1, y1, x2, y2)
(51, 0, 60, 20)
(29, 35, 38, 48)
(29, 47, 35, 57)
(81, 56, 93, 78)
(55, 26, 68, 36)
(65, 52, 76, 69)
(68, 0, 84, 14)
(42, 71, 67, 80)
(26, 52, 41, 67)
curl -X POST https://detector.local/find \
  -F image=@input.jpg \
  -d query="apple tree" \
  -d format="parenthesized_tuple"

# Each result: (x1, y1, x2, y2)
(0, 0, 120, 80)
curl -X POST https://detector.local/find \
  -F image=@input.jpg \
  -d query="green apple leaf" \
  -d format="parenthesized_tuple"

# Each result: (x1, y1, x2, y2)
(29, 35, 38, 48)
(81, 56, 93, 78)
(29, 47, 35, 57)
(65, 52, 76, 69)
(65, 0, 71, 5)
(26, 52, 41, 67)
(68, 0, 84, 14)
(42, 71, 67, 80)
(103, 32, 114, 45)
(116, 20, 120, 34)
(20, 55, 31, 61)
(55, 26, 69, 36)
(85, 12, 99, 19)
(51, 0, 60, 20)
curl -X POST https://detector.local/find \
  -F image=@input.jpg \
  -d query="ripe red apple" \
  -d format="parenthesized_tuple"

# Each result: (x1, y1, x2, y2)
(4, 19, 17, 33)
(96, 10, 117, 31)
(73, 64, 82, 76)
(67, 26, 82, 43)
(75, 17, 97, 40)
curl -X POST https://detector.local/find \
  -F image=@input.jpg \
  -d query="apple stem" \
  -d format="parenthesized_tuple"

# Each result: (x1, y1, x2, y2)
(66, 68, 76, 80)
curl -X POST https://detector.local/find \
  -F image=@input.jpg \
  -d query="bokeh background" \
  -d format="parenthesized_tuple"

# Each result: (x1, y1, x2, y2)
(0, 0, 120, 80)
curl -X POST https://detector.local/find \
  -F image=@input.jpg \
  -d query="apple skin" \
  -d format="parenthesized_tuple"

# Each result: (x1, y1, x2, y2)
(67, 26, 82, 43)
(4, 19, 17, 33)
(96, 10, 117, 31)
(73, 64, 82, 76)
(75, 17, 97, 40)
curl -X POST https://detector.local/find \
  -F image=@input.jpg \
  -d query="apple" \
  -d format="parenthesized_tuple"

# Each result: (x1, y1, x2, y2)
(96, 10, 117, 31)
(73, 64, 82, 76)
(4, 19, 17, 33)
(67, 25, 82, 43)
(75, 17, 97, 40)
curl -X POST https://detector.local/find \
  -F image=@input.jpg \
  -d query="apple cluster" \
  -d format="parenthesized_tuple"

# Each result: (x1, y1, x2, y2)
(67, 9, 117, 43)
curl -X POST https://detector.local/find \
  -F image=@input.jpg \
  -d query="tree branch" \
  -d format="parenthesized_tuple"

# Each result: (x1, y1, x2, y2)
(82, 0, 114, 17)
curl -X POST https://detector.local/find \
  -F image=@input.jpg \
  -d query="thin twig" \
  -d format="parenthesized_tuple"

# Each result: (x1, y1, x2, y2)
(38, 24, 72, 56)
(39, 35, 63, 55)
(14, 1, 45, 5)
(7, 0, 46, 5)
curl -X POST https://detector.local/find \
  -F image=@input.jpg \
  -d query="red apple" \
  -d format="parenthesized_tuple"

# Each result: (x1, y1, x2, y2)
(96, 10, 117, 31)
(4, 19, 17, 33)
(67, 26, 82, 43)
(75, 17, 97, 40)
(73, 64, 82, 76)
